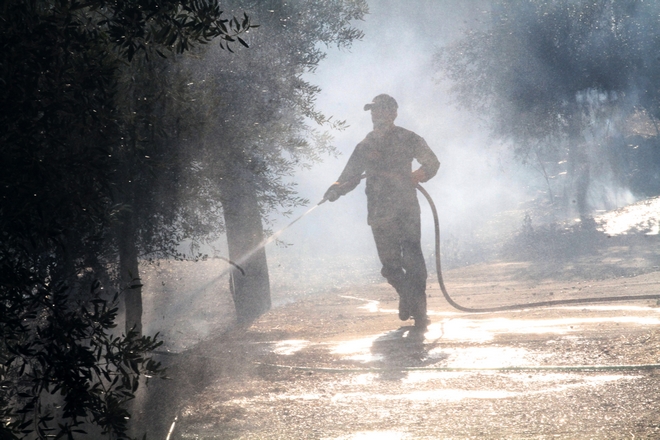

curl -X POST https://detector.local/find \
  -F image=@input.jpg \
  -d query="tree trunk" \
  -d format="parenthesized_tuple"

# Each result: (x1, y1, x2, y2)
(118, 208, 143, 336)
(566, 116, 591, 219)
(221, 176, 271, 325)
(117, 84, 144, 336)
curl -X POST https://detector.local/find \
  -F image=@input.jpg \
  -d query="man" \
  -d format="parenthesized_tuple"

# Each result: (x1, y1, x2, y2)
(324, 94, 440, 328)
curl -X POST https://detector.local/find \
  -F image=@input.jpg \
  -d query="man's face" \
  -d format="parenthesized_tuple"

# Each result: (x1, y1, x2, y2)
(371, 106, 397, 131)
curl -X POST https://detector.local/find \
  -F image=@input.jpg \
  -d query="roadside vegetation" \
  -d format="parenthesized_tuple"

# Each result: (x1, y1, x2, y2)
(0, 0, 366, 437)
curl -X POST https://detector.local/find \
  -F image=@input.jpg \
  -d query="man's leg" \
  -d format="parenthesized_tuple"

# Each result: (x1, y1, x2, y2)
(371, 223, 411, 320)
(401, 212, 429, 327)
(402, 239, 429, 327)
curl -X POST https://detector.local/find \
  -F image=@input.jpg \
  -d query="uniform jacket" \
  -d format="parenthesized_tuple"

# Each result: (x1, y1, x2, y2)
(335, 125, 440, 225)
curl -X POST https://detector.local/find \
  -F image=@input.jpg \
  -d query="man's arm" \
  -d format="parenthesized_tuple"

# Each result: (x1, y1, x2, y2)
(324, 144, 367, 202)
(412, 135, 440, 184)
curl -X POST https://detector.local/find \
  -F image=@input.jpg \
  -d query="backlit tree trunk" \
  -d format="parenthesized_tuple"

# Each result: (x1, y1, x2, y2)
(567, 117, 591, 220)
(118, 208, 143, 335)
(221, 174, 271, 324)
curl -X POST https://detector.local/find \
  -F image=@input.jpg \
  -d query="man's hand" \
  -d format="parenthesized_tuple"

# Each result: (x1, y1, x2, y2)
(324, 183, 341, 202)
(412, 169, 427, 184)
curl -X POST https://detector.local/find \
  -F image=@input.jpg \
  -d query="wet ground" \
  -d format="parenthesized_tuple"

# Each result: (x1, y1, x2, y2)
(137, 258, 660, 439)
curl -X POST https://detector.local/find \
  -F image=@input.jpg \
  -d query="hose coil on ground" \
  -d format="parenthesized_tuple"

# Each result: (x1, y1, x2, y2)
(415, 184, 660, 313)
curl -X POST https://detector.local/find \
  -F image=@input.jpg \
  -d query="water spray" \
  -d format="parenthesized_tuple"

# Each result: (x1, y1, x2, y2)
(232, 202, 324, 270)
(216, 177, 359, 277)
(201, 198, 328, 288)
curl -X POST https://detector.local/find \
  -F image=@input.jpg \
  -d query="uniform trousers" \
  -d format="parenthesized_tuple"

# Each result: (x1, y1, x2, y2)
(370, 210, 427, 308)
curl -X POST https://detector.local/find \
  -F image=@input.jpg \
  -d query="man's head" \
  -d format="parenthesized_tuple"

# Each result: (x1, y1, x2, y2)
(364, 94, 397, 131)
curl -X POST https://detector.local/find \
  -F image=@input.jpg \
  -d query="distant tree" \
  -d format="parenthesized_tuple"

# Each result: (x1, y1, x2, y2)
(176, 0, 368, 323)
(436, 0, 660, 218)
(0, 0, 253, 436)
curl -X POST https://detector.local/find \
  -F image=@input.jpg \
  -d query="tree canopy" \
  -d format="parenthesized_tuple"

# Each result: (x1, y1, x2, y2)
(0, 0, 253, 437)
(162, 0, 368, 322)
(436, 0, 660, 216)
(1, 0, 368, 435)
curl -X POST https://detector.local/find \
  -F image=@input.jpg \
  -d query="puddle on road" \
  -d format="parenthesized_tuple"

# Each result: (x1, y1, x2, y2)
(328, 332, 542, 368)
(423, 316, 660, 343)
(331, 334, 387, 363)
(267, 297, 660, 373)
(272, 339, 310, 355)
(323, 431, 408, 440)
(430, 346, 542, 369)
(328, 312, 659, 365)
(328, 314, 659, 369)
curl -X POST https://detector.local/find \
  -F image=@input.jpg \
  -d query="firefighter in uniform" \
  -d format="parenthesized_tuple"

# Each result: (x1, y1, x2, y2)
(324, 94, 440, 328)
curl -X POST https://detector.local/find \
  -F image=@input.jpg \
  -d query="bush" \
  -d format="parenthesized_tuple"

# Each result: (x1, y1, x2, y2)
(0, 264, 165, 439)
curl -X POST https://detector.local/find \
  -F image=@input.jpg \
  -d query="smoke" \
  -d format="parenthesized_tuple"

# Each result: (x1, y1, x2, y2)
(574, 88, 637, 212)
(118, 5, 660, 435)
(144, 0, 647, 348)
(266, 0, 530, 278)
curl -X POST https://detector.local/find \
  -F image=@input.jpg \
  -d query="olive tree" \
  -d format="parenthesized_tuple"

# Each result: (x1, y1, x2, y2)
(0, 0, 252, 436)
(436, 0, 660, 218)
(173, 0, 368, 323)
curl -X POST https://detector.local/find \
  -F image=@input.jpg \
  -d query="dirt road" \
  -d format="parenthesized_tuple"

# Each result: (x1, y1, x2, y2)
(138, 257, 660, 439)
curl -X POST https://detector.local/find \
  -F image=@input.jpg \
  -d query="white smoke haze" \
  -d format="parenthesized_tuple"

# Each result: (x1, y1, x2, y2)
(144, 0, 647, 348)
(266, 0, 530, 274)
(14, 3, 660, 438)
(140, 1, 526, 348)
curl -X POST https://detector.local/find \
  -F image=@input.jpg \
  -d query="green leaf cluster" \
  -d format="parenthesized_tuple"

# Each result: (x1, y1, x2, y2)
(0, 268, 165, 439)
(0, 0, 253, 436)
(172, 0, 368, 228)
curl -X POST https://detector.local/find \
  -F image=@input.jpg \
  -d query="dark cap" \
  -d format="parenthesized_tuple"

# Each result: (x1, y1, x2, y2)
(363, 94, 398, 111)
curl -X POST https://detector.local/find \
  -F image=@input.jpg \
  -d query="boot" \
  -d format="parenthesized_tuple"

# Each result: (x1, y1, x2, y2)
(398, 293, 412, 321)
(411, 293, 430, 328)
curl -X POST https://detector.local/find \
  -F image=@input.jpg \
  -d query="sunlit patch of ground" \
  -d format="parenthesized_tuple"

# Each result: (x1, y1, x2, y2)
(596, 196, 660, 235)
(427, 315, 660, 342)
(322, 432, 408, 440)
(271, 339, 310, 355)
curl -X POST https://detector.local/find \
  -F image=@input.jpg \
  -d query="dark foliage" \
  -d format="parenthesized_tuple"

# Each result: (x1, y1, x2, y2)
(0, 0, 253, 437)
(0, 269, 165, 439)
(0, 0, 255, 268)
